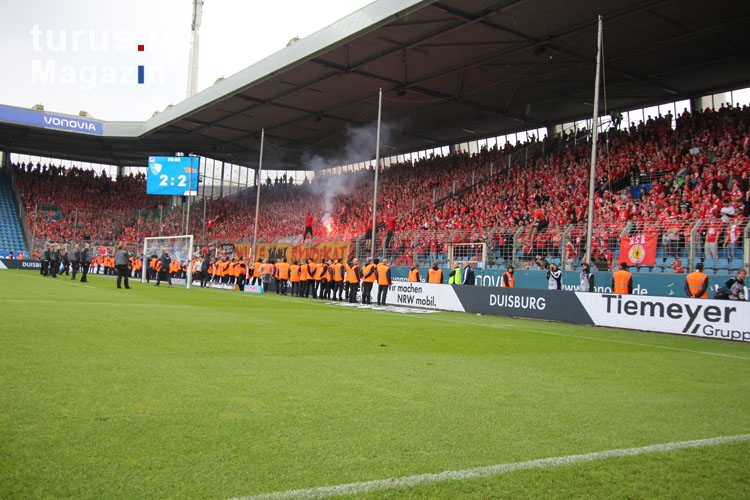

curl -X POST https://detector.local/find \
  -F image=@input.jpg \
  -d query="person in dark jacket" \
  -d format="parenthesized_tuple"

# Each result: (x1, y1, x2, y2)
(49, 244, 61, 278)
(79, 243, 92, 283)
(70, 244, 81, 280)
(40, 244, 50, 276)
(462, 262, 475, 286)
(114, 242, 131, 289)
(155, 250, 172, 287)
(200, 254, 211, 287)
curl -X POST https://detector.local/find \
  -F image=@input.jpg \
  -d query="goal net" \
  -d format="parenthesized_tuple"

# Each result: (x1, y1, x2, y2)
(448, 242, 487, 269)
(141, 235, 195, 289)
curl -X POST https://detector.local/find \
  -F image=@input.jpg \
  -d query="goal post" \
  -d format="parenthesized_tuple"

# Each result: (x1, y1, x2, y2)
(142, 235, 195, 289)
(448, 242, 487, 269)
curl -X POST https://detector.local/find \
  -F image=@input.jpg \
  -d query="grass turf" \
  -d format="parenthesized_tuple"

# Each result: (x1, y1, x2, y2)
(1, 270, 748, 499)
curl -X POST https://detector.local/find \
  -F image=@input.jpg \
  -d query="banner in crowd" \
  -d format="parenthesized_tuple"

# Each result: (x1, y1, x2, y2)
(217, 243, 236, 258)
(39, 204, 62, 222)
(238, 242, 351, 263)
(618, 233, 657, 266)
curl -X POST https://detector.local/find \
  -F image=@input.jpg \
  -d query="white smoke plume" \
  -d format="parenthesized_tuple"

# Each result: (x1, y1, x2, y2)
(304, 120, 398, 229)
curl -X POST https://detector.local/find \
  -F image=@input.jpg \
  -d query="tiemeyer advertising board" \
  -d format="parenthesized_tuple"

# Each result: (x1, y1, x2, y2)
(147, 156, 200, 196)
(575, 292, 750, 342)
(382, 281, 750, 343)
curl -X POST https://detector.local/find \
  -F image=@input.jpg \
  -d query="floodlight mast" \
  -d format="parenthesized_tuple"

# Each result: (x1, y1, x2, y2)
(585, 15, 603, 267)
(252, 129, 265, 263)
(370, 88, 383, 260)
(186, 0, 204, 98)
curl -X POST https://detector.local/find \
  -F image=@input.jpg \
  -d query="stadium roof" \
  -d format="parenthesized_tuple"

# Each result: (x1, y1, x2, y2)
(1, 0, 750, 171)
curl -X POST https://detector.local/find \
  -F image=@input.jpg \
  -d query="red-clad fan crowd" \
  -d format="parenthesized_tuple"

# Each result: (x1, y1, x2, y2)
(12, 104, 750, 267)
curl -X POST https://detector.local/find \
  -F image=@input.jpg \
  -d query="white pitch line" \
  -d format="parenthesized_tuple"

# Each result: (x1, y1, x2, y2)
(228, 434, 750, 500)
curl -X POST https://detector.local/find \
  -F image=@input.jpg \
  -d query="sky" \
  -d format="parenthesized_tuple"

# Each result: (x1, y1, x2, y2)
(0, 0, 375, 121)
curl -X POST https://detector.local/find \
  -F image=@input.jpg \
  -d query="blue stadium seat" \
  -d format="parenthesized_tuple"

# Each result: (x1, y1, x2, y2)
(716, 258, 729, 270)
(730, 259, 744, 271)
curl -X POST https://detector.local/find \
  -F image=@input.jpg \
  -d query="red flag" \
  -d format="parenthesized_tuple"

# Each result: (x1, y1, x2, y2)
(619, 233, 657, 266)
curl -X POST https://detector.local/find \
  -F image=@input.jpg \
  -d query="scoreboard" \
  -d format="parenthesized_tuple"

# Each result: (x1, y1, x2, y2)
(147, 156, 200, 196)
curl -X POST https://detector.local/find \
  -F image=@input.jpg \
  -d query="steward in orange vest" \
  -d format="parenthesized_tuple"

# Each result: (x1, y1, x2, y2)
(132, 256, 143, 279)
(427, 262, 443, 284)
(250, 258, 262, 286)
(289, 260, 301, 296)
(501, 266, 515, 288)
(684, 262, 708, 298)
(376, 258, 392, 305)
(299, 259, 311, 297)
(612, 262, 633, 294)
(408, 265, 420, 283)
(236, 257, 248, 290)
(361, 258, 377, 305)
(346, 258, 361, 303)
(332, 258, 345, 301)
(275, 258, 291, 295)
(259, 259, 273, 291)
(312, 259, 329, 299)
(169, 259, 182, 279)
(104, 255, 115, 276)
(302, 259, 316, 298)
(318, 259, 333, 299)
(148, 255, 159, 282)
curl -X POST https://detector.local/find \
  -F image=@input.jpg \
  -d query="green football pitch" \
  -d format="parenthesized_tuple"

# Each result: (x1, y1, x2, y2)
(1, 271, 749, 499)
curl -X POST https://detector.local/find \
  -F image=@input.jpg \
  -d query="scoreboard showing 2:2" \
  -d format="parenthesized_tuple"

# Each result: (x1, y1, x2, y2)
(147, 156, 200, 196)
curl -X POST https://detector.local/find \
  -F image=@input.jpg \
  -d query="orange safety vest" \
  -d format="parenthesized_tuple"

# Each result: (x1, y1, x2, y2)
(332, 263, 344, 282)
(299, 263, 310, 281)
(377, 263, 390, 286)
(237, 261, 248, 277)
(261, 262, 274, 275)
(686, 271, 708, 298)
(314, 264, 327, 280)
(252, 261, 262, 278)
(408, 268, 420, 282)
(289, 264, 300, 282)
(346, 264, 360, 283)
(362, 263, 376, 283)
(612, 270, 632, 294)
(306, 262, 317, 279)
(501, 271, 515, 288)
(428, 267, 442, 284)
(276, 261, 290, 280)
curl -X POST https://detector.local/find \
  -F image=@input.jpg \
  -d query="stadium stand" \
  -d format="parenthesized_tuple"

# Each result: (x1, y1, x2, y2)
(0, 169, 27, 257)
(7, 105, 750, 273)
